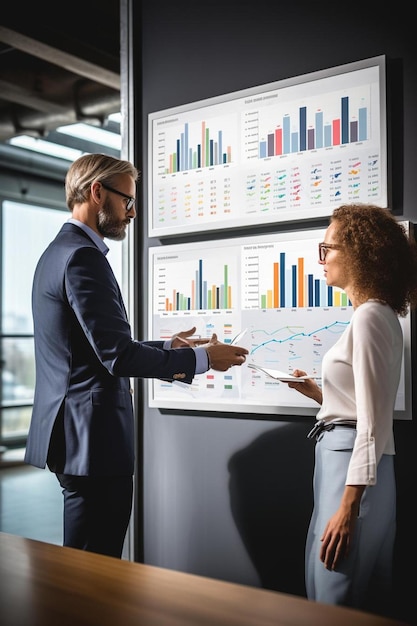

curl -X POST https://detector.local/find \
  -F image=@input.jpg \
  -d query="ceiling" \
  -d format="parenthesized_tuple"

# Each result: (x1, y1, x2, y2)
(0, 2, 122, 171)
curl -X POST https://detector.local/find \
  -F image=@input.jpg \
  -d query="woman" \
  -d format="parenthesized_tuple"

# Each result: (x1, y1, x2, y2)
(287, 204, 417, 613)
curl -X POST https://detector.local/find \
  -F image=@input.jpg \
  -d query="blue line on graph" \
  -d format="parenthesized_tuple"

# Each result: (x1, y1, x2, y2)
(250, 320, 349, 354)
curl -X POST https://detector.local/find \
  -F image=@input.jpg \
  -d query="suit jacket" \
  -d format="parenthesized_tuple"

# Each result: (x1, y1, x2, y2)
(24, 222, 196, 476)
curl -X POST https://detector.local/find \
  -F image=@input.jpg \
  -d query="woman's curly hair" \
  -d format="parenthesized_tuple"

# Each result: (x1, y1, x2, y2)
(331, 204, 417, 316)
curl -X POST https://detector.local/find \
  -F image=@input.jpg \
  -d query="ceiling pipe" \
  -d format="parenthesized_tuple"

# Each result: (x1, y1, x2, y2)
(0, 143, 70, 180)
(0, 83, 121, 142)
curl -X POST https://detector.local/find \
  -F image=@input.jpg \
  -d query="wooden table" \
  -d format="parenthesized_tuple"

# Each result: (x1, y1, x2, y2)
(0, 532, 407, 625)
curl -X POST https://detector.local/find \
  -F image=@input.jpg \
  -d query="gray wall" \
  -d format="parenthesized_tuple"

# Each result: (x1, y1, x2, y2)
(134, 2, 416, 622)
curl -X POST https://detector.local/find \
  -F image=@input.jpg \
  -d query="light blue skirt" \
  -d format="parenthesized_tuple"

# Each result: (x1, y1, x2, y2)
(305, 426, 396, 612)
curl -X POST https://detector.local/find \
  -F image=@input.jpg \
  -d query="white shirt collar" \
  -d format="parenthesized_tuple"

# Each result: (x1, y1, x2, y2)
(67, 218, 109, 255)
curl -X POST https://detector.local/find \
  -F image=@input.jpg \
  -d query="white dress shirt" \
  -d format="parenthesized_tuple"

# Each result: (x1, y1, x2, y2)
(316, 300, 401, 485)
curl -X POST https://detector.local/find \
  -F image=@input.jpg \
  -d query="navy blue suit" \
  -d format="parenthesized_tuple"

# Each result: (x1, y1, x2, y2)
(25, 222, 196, 556)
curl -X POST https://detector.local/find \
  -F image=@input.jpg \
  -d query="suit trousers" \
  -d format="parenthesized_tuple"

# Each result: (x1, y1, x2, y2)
(305, 427, 396, 613)
(56, 473, 133, 558)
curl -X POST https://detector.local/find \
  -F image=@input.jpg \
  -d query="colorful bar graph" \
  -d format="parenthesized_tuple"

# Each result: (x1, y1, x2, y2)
(167, 122, 232, 173)
(259, 95, 368, 157)
(163, 259, 232, 311)
(260, 252, 351, 308)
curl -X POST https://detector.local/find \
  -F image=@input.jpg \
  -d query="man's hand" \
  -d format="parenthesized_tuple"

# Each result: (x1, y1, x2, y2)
(205, 333, 248, 371)
(171, 326, 211, 348)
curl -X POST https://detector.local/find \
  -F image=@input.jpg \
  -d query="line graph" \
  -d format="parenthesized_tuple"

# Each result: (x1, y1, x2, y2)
(249, 320, 350, 352)
(242, 311, 352, 379)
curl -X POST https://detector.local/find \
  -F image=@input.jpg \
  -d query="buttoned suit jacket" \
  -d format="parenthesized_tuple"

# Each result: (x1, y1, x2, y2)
(24, 222, 196, 476)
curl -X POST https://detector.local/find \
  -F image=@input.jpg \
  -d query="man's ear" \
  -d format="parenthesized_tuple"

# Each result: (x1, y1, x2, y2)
(91, 181, 102, 205)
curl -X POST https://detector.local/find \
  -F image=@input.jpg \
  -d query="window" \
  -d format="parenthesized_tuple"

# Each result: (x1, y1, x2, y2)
(1, 201, 68, 445)
(0, 199, 124, 447)
(0, 113, 122, 450)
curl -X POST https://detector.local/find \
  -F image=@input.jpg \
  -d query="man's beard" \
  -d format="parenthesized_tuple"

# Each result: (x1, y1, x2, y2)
(97, 199, 128, 241)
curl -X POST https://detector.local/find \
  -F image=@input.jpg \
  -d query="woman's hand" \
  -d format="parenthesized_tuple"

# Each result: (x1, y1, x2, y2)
(319, 485, 365, 570)
(287, 369, 323, 404)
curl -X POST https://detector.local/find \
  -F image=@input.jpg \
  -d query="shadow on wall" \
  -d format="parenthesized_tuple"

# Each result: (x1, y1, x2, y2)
(228, 421, 315, 597)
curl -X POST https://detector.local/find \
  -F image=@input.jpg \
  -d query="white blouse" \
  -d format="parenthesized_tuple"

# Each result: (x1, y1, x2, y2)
(316, 300, 402, 485)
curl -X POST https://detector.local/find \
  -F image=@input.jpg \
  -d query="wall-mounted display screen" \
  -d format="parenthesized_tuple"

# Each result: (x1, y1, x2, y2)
(148, 56, 387, 237)
(148, 225, 412, 419)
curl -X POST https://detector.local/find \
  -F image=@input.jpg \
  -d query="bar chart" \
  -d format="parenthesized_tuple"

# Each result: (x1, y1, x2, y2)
(153, 248, 238, 313)
(242, 245, 351, 309)
(166, 121, 233, 173)
(257, 92, 368, 158)
(153, 112, 237, 177)
(158, 258, 233, 311)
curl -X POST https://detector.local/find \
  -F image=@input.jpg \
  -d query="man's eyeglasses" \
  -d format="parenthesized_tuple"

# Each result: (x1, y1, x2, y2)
(101, 183, 136, 212)
(318, 242, 340, 262)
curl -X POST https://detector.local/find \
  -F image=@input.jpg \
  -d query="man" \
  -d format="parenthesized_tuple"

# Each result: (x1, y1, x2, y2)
(24, 153, 248, 558)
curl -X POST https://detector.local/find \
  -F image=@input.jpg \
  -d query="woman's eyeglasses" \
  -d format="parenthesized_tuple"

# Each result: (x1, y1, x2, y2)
(318, 243, 340, 262)
(101, 183, 136, 212)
